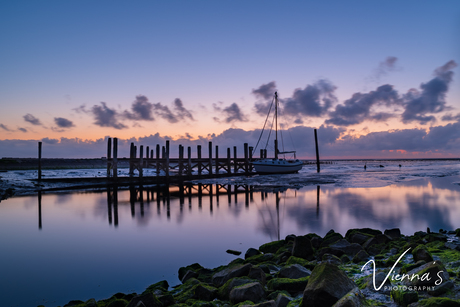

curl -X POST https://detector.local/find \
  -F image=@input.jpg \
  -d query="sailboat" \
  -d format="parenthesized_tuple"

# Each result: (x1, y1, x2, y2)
(252, 92, 303, 174)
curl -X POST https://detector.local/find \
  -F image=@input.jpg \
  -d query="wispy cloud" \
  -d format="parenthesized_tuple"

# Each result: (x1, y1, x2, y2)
(23, 114, 42, 125)
(123, 95, 155, 121)
(92, 102, 127, 129)
(0, 124, 11, 131)
(214, 102, 248, 123)
(54, 117, 75, 128)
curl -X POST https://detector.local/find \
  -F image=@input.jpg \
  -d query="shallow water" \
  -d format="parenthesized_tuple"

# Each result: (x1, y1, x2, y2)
(0, 160, 460, 307)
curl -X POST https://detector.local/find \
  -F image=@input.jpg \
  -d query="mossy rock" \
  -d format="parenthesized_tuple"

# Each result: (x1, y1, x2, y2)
(321, 232, 343, 248)
(259, 240, 286, 254)
(391, 289, 418, 307)
(106, 299, 128, 307)
(266, 290, 290, 301)
(412, 245, 434, 263)
(415, 297, 460, 307)
(235, 300, 255, 306)
(244, 253, 276, 265)
(178, 263, 204, 281)
(345, 228, 382, 240)
(285, 256, 315, 270)
(171, 278, 202, 303)
(143, 280, 169, 294)
(217, 277, 259, 300)
(267, 276, 309, 295)
(63, 300, 86, 307)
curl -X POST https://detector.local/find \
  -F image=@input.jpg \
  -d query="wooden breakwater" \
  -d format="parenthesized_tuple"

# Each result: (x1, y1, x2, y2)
(106, 137, 258, 181)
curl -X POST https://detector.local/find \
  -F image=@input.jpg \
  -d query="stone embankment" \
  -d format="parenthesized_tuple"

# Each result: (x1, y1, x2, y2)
(44, 228, 460, 307)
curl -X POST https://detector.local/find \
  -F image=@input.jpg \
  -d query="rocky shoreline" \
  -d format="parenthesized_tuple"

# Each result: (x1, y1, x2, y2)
(45, 228, 460, 307)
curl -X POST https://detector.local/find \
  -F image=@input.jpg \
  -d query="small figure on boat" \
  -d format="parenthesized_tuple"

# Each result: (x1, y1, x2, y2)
(399, 164, 401, 168)
(379, 165, 384, 168)
(364, 164, 367, 170)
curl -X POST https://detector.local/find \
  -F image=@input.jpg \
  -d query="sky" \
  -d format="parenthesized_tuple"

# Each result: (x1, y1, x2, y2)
(0, 0, 459, 159)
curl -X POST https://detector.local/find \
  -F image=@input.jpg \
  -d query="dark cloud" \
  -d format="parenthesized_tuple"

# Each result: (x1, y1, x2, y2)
(0, 124, 10, 131)
(174, 98, 194, 121)
(42, 137, 59, 144)
(401, 60, 457, 124)
(91, 102, 127, 129)
(371, 56, 399, 83)
(325, 84, 400, 126)
(153, 103, 178, 123)
(18, 127, 27, 132)
(442, 113, 460, 122)
(23, 114, 42, 125)
(54, 117, 75, 128)
(214, 102, 248, 123)
(73, 105, 88, 114)
(252, 82, 277, 116)
(124, 95, 155, 121)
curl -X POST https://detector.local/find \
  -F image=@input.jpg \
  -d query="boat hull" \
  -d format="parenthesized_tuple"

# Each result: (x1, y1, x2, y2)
(252, 159, 303, 174)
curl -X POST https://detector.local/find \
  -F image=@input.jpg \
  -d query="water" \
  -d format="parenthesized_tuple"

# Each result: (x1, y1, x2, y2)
(0, 159, 459, 307)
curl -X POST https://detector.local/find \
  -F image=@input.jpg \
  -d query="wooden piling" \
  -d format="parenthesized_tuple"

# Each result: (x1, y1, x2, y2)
(233, 146, 237, 173)
(139, 145, 144, 178)
(227, 148, 231, 173)
(208, 142, 213, 176)
(215, 145, 219, 174)
(165, 140, 170, 179)
(178, 145, 184, 176)
(107, 138, 112, 177)
(113, 138, 118, 179)
(38, 141, 42, 181)
(244, 143, 249, 175)
(314, 128, 320, 173)
(156, 144, 160, 176)
(197, 145, 202, 176)
(187, 146, 192, 177)
(260, 149, 263, 159)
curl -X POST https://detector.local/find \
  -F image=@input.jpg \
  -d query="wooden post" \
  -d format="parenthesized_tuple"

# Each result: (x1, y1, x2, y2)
(165, 140, 170, 179)
(139, 145, 144, 178)
(264, 149, 267, 159)
(156, 144, 160, 176)
(129, 142, 134, 176)
(187, 146, 192, 178)
(215, 145, 219, 174)
(249, 146, 253, 160)
(260, 149, 263, 159)
(38, 141, 42, 181)
(227, 148, 231, 174)
(146, 146, 149, 165)
(314, 128, 320, 173)
(208, 141, 213, 176)
(197, 145, 202, 176)
(178, 145, 184, 176)
(107, 138, 112, 177)
(113, 138, 118, 179)
(274, 139, 278, 159)
(244, 143, 249, 175)
(233, 146, 237, 173)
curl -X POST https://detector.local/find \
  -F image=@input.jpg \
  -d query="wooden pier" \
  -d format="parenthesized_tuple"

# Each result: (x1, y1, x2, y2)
(106, 137, 257, 182)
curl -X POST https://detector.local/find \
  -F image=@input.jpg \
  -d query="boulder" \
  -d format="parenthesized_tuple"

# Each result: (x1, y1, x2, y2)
(321, 232, 344, 248)
(249, 266, 267, 285)
(408, 297, 460, 307)
(391, 289, 418, 307)
(194, 284, 217, 301)
(275, 293, 293, 307)
(229, 282, 265, 304)
(126, 293, 162, 307)
(240, 301, 276, 307)
(363, 271, 392, 294)
(412, 245, 433, 263)
(384, 228, 401, 239)
(178, 263, 203, 282)
(245, 248, 262, 259)
(181, 270, 198, 283)
(301, 262, 356, 307)
(292, 236, 315, 260)
(403, 261, 449, 288)
(352, 250, 369, 263)
(349, 233, 373, 245)
(322, 253, 342, 265)
(329, 240, 364, 258)
(310, 236, 323, 249)
(212, 263, 252, 287)
(427, 280, 454, 296)
(267, 277, 310, 295)
(259, 240, 286, 254)
(278, 264, 311, 279)
(331, 287, 367, 307)
(218, 277, 257, 300)
(345, 228, 382, 240)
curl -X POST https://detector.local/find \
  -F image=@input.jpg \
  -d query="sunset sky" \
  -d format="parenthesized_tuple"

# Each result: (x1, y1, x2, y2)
(1, 1, 459, 159)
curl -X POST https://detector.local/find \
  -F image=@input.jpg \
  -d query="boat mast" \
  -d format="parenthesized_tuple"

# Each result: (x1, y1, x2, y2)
(274, 92, 278, 160)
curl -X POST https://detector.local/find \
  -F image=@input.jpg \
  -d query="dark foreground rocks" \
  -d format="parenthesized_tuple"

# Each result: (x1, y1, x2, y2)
(52, 228, 460, 307)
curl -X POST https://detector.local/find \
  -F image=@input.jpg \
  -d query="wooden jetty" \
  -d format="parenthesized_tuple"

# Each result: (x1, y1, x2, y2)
(106, 137, 257, 182)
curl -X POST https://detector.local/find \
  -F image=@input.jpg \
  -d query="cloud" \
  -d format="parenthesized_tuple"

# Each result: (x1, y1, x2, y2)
(442, 113, 460, 122)
(252, 82, 277, 116)
(401, 60, 457, 124)
(42, 137, 59, 144)
(124, 95, 155, 121)
(325, 84, 400, 126)
(0, 124, 10, 131)
(174, 98, 194, 121)
(73, 105, 88, 114)
(18, 127, 27, 132)
(153, 102, 178, 123)
(283, 80, 337, 118)
(23, 114, 42, 125)
(370, 56, 399, 83)
(54, 117, 75, 128)
(91, 102, 127, 129)
(214, 102, 248, 123)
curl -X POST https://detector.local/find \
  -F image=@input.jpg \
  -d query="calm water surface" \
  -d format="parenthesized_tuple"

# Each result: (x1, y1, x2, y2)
(1, 169, 460, 306)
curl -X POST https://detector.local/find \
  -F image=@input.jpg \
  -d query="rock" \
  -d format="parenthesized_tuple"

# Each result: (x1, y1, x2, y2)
(331, 287, 367, 307)
(194, 284, 217, 301)
(364, 271, 392, 294)
(241, 301, 276, 307)
(321, 232, 344, 248)
(267, 277, 310, 295)
(445, 242, 460, 251)
(64, 301, 85, 307)
(181, 270, 199, 283)
(329, 240, 364, 258)
(107, 300, 129, 307)
(278, 264, 311, 279)
(352, 250, 369, 263)
(292, 236, 315, 260)
(427, 280, 454, 296)
(259, 240, 286, 254)
(245, 248, 262, 259)
(317, 247, 345, 259)
(412, 245, 433, 263)
(408, 297, 460, 307)
(275, 293, 293, 307)
(227, 249, 242, 256)
(384, 228, 401, 239)
(362, 234, 391, 250)
(218, 277, 257, 300)
(212, 263, 252, 287)
(301, 262, 356, 307)
(391, 289, 418, 307)
(310, 236, 323, 249)
(285, 234, 296, 242)
(345, 228, 382, 240)
(229, 282, 265, 304)
(178, 263, 203, 282)
(85, 299, 97, 307)
(322, 253, 342, 265)
(157, 294, 174, 306)
(249, 266, 266, 285)
(349, 233, 373, 245)
(403, 261, 449, 288)
(456, 228, 460, 237)
(126, 293, 162, 307)
(245, 252, 275, 264)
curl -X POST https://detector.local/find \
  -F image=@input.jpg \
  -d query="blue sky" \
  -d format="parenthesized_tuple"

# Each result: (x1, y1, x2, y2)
(0, 1, 459, 158)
